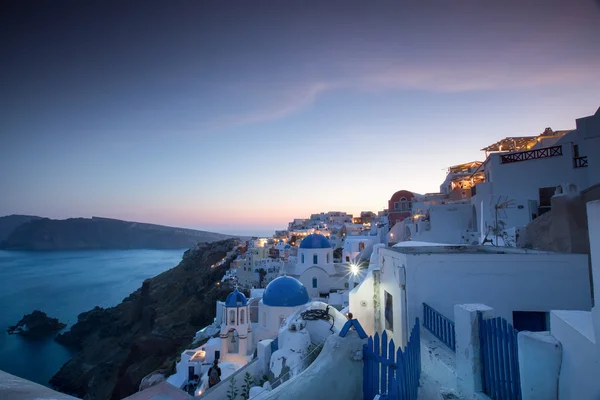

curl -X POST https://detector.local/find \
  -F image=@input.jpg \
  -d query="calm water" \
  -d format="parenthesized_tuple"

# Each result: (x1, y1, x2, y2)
(0, 249, 185, 385)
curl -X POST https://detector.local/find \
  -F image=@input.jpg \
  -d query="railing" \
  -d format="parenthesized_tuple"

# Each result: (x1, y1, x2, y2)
(363, 318, 421, 400)
(573, 156, 588, 168)
(478, 314, 522, 400)
(423, 303, 455, 352)
(500, 145, 562, 164)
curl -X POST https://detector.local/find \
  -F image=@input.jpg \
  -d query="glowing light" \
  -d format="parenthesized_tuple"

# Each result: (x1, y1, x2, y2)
(350, 264, 359, 275)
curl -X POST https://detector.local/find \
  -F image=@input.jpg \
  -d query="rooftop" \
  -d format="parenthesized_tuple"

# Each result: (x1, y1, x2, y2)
(386, 244, 553, 255)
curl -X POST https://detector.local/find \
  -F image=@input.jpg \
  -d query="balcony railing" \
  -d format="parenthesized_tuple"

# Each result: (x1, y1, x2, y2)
(423, 303, 456, 352)
(573, 156, 588, 168)
(500, 145, 562, 164)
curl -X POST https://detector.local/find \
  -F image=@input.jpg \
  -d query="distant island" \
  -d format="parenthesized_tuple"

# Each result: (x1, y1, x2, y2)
(0, 215, 237, 250)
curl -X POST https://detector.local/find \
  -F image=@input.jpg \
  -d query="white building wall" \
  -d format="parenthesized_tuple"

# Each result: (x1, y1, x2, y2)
(342, 237, 377, 263)
(255, 302, 305, 343)
(296, 247, 334, 275)
(298, 267, 333, 298)
(486, 145, 589, 201)
(349, 270, 376, 338)
(550, 311, 599, 399)
(378, 247, 592, 348)
(412, 203, 474, 244)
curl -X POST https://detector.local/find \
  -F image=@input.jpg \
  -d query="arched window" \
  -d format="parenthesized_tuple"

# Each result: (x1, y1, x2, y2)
(326, 253, 330, 263)
(240, 309, 245, 324)
(312, 277, 318, 288)
(313, 254, 318, 264)
(262, 312, 267, 327)
(301, 254, 305, 264)
(229, 310, 236, 325)
(279, 316, 285, 327)
(346, 256, 350, 262)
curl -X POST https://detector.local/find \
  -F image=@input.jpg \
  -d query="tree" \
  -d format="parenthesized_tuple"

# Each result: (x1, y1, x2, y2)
(257, 268, 267, 288)
(241, 372, 254, 400)
(333, 247, 343, 260)
(226, 376, 238, 400)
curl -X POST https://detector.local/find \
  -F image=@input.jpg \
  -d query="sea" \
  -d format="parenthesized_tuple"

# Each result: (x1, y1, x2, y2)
(0, 249, 186, 386)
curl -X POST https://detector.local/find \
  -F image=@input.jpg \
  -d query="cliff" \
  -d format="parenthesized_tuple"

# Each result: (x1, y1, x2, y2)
(50, 239, 240, 400)
(0, 216, 235, 250)
(0, 215, 42, 243)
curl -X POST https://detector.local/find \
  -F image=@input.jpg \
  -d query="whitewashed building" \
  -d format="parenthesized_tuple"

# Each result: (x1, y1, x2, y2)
(349, 243, 591, 348)
(287, 233, 348, 298)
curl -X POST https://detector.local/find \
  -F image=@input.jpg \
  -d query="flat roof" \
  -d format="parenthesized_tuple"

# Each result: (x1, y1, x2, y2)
(385, 244, 554, 255)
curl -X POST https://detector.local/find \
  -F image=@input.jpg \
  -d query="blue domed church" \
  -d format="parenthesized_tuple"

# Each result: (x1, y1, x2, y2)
(288, 233, 348, 298)
(219, 289, 251, 362)
(255, 276, 310, 342)
(218, 277, 311, 360)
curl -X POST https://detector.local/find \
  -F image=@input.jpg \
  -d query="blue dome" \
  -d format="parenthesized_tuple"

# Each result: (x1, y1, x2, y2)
(225, 289, 247, 307)
(262, 276, 310, 307)
(299, 234, 331, 249)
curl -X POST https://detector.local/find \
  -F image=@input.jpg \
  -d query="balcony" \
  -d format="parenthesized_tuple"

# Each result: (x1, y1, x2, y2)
(500, 145, 562, 164)
(573, 156, 588, 168)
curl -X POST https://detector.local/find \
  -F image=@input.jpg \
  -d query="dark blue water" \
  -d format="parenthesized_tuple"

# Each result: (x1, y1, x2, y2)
(0, 249, 185, 385)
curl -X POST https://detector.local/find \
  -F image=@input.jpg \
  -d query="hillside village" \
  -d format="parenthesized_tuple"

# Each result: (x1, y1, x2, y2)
(13, 107, 600, 400)
(144, 107, 600, 400)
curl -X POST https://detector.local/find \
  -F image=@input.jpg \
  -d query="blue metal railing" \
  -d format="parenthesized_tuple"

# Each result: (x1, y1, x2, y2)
(422, 303, 455, 352)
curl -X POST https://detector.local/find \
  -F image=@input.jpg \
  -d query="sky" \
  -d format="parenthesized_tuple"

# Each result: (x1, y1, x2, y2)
(1, 0, 600, 236)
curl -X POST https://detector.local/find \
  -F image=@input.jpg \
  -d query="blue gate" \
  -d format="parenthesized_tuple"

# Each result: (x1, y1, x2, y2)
(478, 314, 522, 400)
(363, 318, 421, 400)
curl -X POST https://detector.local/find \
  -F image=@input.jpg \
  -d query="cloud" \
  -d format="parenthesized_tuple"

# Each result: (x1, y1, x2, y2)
(229, 82, 333, 126)
(223, 61, 600, 127)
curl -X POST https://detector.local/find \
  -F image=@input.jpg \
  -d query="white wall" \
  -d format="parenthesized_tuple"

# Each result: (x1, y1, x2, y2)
(254, 331, 364, 400)
(486, 144, 589, 201)
(349, 270, 377, 338)
(296, 247, 334, 275)
(255, 302, 305, 344)
(412, 203, 474, 244)
(298, 267, 334, 298)
(343, 237, 377, 263)
(518, 331, 562, 400)
(378, 247, 592, 347)
(550, 311, 600, 399)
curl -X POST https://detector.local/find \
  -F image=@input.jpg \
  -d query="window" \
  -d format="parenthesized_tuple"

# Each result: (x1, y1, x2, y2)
(301, 254, 305, 264)
(312, 277, 318, 288)
(513, 311, 548, 332)
(359, 242, 365, 251)
(394, 197, 411, 212)
(240, 309, 245, 324)
(346, 256, 350, 262)
(279, 316, 285, 327)
(262, 312, 267, 327)
(384, 291, 393, 331)
(229, 310, 236, 325)
(313, 254, 318, 264)
(327, 253, 330, 263)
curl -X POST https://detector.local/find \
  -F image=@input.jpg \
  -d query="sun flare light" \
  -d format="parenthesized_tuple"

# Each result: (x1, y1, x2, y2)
(350, 264, 359, 275)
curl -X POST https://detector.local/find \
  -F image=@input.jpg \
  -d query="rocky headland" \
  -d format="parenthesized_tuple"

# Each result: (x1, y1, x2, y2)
(49, 239, 240, 400)
(0, 215, 237, 250)
(7, 310, 66, 337)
